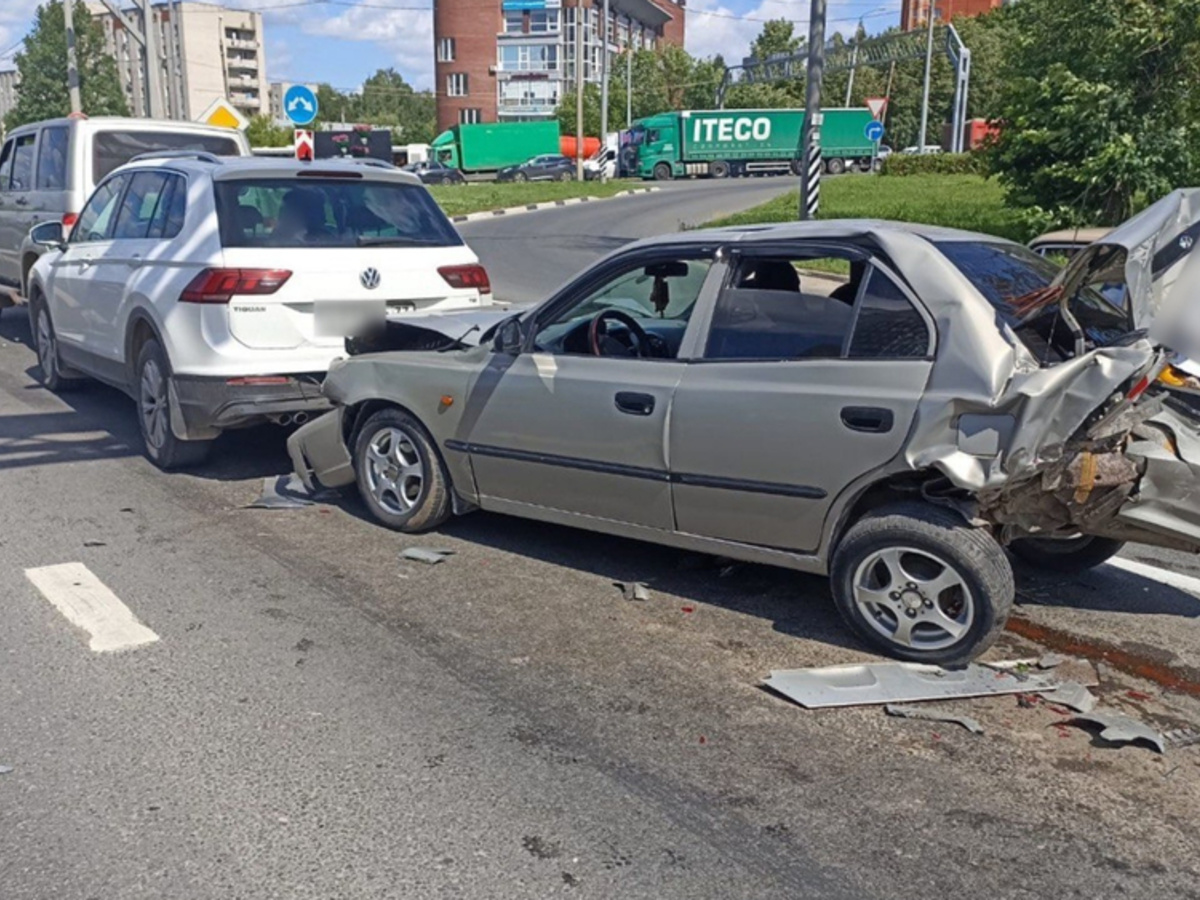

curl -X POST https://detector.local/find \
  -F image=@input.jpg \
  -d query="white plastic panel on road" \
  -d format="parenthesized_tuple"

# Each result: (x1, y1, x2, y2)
(1106, 556, 1200, 601)
(25, 562, 160, 653)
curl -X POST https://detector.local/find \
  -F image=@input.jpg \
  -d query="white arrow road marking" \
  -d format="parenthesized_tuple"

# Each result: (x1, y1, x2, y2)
(25, 562, 159, 653)
(1105, 556, 1200, 601)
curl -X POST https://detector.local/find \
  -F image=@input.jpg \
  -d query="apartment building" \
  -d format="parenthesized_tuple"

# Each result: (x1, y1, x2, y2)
(900, 0, 1005, 30)
(433, 0, 686, 132)
(88, 1, 266, 120)
(0, 68, 17, 126)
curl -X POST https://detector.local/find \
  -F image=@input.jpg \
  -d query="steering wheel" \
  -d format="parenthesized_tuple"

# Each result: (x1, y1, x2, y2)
(588, 309, 651, 357)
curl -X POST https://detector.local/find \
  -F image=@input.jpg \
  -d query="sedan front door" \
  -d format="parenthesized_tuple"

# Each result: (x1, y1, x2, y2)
(669, 249, 936, 553)
(459, 250, 722, 530)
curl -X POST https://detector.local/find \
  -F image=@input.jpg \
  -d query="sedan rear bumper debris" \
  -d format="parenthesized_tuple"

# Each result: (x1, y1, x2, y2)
(287, 408, 354, 492)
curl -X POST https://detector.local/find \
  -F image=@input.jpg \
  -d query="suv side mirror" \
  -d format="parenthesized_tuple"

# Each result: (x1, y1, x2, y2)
(492, 316, 524, 355)
(30, 220, 66, 250)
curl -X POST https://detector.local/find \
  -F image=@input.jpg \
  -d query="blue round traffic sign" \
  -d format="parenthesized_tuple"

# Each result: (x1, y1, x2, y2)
(284, 84, 319, 126)
(864, 120, 885, 143)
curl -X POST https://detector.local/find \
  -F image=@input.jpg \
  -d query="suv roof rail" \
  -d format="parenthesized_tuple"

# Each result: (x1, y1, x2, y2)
(128, 150, 226, 165)
(346, 158, 397, 170)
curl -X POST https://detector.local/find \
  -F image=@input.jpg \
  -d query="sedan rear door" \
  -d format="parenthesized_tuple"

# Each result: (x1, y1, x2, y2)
(668, 247, 936, 553)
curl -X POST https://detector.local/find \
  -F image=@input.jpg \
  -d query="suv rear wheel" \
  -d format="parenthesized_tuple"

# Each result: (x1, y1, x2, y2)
(136, 338, 212, 470)
(831, 502, 1013, 665)
(353, 407, 452, 532)
(32, 300, 84, 392)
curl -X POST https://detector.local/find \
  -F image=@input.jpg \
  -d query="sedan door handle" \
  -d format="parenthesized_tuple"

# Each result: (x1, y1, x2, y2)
(615, 391, 655, 416)
(841, 406, 894, 434)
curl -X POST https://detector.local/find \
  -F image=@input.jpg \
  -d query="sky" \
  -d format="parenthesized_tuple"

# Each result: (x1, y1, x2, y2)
(0, 0, 902, 92)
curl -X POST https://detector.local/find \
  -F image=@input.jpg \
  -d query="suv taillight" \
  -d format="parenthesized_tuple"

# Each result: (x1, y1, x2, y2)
(439, 264, 491, 295)
(180, 268, 292, 304)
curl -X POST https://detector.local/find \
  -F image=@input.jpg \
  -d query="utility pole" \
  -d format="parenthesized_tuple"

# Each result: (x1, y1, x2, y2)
(574, 0, 584, 181)
(918, 0, 936, 153)
(843, 23, 860, 108)
(599, 0, 609, 181)
(139, 0, 165, 117)
(798, 0, 826, 220)
(63, 0, 82, 114)
(626, 46, 632, 128)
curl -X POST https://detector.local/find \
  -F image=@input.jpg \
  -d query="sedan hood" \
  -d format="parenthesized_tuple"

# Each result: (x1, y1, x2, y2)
(1057, 188, 1200, 358)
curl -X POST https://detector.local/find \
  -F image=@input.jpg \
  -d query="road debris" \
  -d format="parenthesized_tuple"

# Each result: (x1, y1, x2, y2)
(401, 547, 456, 565)
(1038, 681, 1098, 714)
(987, 656, 1100, 687)
(1164, 727, 1200, 749)
(246, 474, 333, 510)
(614, 581, 650, 601)
(764, 661, 1057, 709)
(83, 540, 107, 548)
(884, 704, 985, 735)
(0, 765, 13, 775)
(1066, 712, 1167, 754)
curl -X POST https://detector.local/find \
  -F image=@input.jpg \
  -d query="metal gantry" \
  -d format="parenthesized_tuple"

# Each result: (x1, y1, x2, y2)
(718, 24, 972, 152)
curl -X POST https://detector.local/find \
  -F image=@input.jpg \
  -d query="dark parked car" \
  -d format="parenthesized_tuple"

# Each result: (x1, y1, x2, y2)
(403, 160, 465, 185)
(496, 154, 575, 183)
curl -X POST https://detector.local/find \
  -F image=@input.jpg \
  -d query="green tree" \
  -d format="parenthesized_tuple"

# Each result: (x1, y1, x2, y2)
(313, 71, 436, 143)
(749, 19, 802, 61)
(6, 0, 127, 128)
(990, 0, 1200, 225)
(245, 115, 291, 148)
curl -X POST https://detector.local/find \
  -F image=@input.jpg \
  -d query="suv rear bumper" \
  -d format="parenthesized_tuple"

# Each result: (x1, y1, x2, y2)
(171, 373, 331, 439)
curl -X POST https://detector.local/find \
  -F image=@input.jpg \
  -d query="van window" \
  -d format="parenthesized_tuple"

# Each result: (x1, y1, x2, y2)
(36, 127, 69, 190)
(93, 130, 241, 182)
(10, 134, 37, 191)
(0, 139, 14, 188)
(73, 175, 128, 243)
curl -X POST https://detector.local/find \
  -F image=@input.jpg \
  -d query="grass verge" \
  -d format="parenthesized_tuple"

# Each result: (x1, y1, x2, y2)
(707, 174, 1030, 243)
(429, 180, 639, 217)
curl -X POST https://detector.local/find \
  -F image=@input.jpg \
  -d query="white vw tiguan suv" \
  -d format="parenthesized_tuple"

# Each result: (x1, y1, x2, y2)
(27, 153, 492, 468)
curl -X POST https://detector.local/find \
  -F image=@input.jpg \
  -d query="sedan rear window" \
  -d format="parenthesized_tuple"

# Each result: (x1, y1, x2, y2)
(214, 178, 463, 248)
(93, 130, 241, 181)
(934, 240, 1130, 364)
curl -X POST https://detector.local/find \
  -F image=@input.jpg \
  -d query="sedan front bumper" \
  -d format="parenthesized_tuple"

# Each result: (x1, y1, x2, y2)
(287, 408, 355, 492)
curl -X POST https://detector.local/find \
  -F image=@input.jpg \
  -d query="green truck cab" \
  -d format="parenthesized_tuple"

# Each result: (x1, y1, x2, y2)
(632, 108, 879, 180)
(431, 121, 561, 175)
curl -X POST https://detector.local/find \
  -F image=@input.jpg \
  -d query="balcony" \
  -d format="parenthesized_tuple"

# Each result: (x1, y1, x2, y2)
(229, 75, 259, 88)
(225, 38, 258, 51)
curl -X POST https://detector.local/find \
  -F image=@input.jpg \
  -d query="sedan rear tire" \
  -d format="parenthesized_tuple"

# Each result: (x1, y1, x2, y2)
(353, 407, 451, 532)
(831, 502, 1013, 665)
(1009, 535, 1124, 574)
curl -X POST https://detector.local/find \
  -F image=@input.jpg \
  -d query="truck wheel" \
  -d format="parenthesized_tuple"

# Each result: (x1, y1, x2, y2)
(709, 160, 730, 179)
(790, 159, 805, 176)
(825, 157, 846, 176)
(1009, 535, 1125, 574)
(653, 162, 673, 181)
(831, 502, 1013, 665)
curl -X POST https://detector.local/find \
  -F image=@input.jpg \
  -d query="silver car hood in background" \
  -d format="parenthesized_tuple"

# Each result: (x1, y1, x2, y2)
(1058, 188, 1200, 358)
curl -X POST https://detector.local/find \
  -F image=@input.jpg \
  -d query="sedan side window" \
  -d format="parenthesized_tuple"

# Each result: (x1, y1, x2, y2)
(72, 175, 128, 243)
(706, 255, 861, 360)
(846, 268, 931, 359)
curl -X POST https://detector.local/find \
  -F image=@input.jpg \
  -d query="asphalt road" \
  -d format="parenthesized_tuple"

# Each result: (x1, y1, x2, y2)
(2, 179, 1199, 899)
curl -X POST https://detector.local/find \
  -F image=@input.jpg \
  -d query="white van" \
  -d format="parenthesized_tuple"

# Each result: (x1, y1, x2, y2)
(0, 116, 250, 301)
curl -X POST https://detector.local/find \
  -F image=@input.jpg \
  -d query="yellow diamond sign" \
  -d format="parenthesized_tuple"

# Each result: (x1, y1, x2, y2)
(196, 97, 248, 131)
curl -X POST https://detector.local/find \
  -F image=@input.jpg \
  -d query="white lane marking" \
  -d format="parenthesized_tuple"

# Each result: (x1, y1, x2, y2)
(1105, 556, 1200, 600)
(25, 562, 159, 653)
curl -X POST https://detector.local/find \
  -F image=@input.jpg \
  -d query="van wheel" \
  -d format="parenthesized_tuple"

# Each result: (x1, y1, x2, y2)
(33, 301, 84, 392)
(653, 162, 673, 181)
(831, 502, 1013, 666)
(1009, 535, 1124, 574)
(825, 157, 846, 176)
(709, 160, 731, 179)
(136, 338, 212, 470)
(353, 408, 451, 532)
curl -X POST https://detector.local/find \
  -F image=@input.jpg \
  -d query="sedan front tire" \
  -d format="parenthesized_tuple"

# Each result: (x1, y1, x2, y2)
(353, 408, 452, 532)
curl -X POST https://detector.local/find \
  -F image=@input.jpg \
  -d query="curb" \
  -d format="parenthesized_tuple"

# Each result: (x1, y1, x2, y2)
(449, 186, 660, 224)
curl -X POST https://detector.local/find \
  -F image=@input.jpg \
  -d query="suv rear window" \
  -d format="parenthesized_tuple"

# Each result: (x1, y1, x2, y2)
(934, 240, 1130, 365)
(93, 130, 241, 182)
(214, 178, 463, 248)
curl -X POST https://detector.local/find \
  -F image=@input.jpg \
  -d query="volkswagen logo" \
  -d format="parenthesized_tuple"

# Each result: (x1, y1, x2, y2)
(1181, 234, 1195, 251)
(360, 267, 381, 290)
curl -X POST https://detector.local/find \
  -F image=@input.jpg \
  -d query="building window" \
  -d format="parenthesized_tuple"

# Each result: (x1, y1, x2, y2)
(503, 10, 524, 33)
(438, 38, 455, 62)
(459, 109, 481, 124)
(447, 73, 469, 97)
(529, 10, 558, 32)
(499, 43, 558, 72)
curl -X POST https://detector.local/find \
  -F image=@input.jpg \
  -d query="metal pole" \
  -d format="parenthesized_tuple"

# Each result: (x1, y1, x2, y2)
(626, 44, 632, 127)
(140, 0, 164, 117)
(575, 0, 584, 181)
(798, 0, 826, 220)
(600, 0, 609, 181)
(63, 0, 83, 114)
(843, 41, 857, 107)
(918, 0, 935, 152)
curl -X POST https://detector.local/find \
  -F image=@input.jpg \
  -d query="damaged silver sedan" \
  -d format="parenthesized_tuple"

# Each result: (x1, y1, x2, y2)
(288, 190, 1200, 665)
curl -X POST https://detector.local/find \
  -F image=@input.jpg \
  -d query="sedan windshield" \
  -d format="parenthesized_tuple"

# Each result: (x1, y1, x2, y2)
(215, 177, 462, 248)
(935, 240, 1130, 365)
